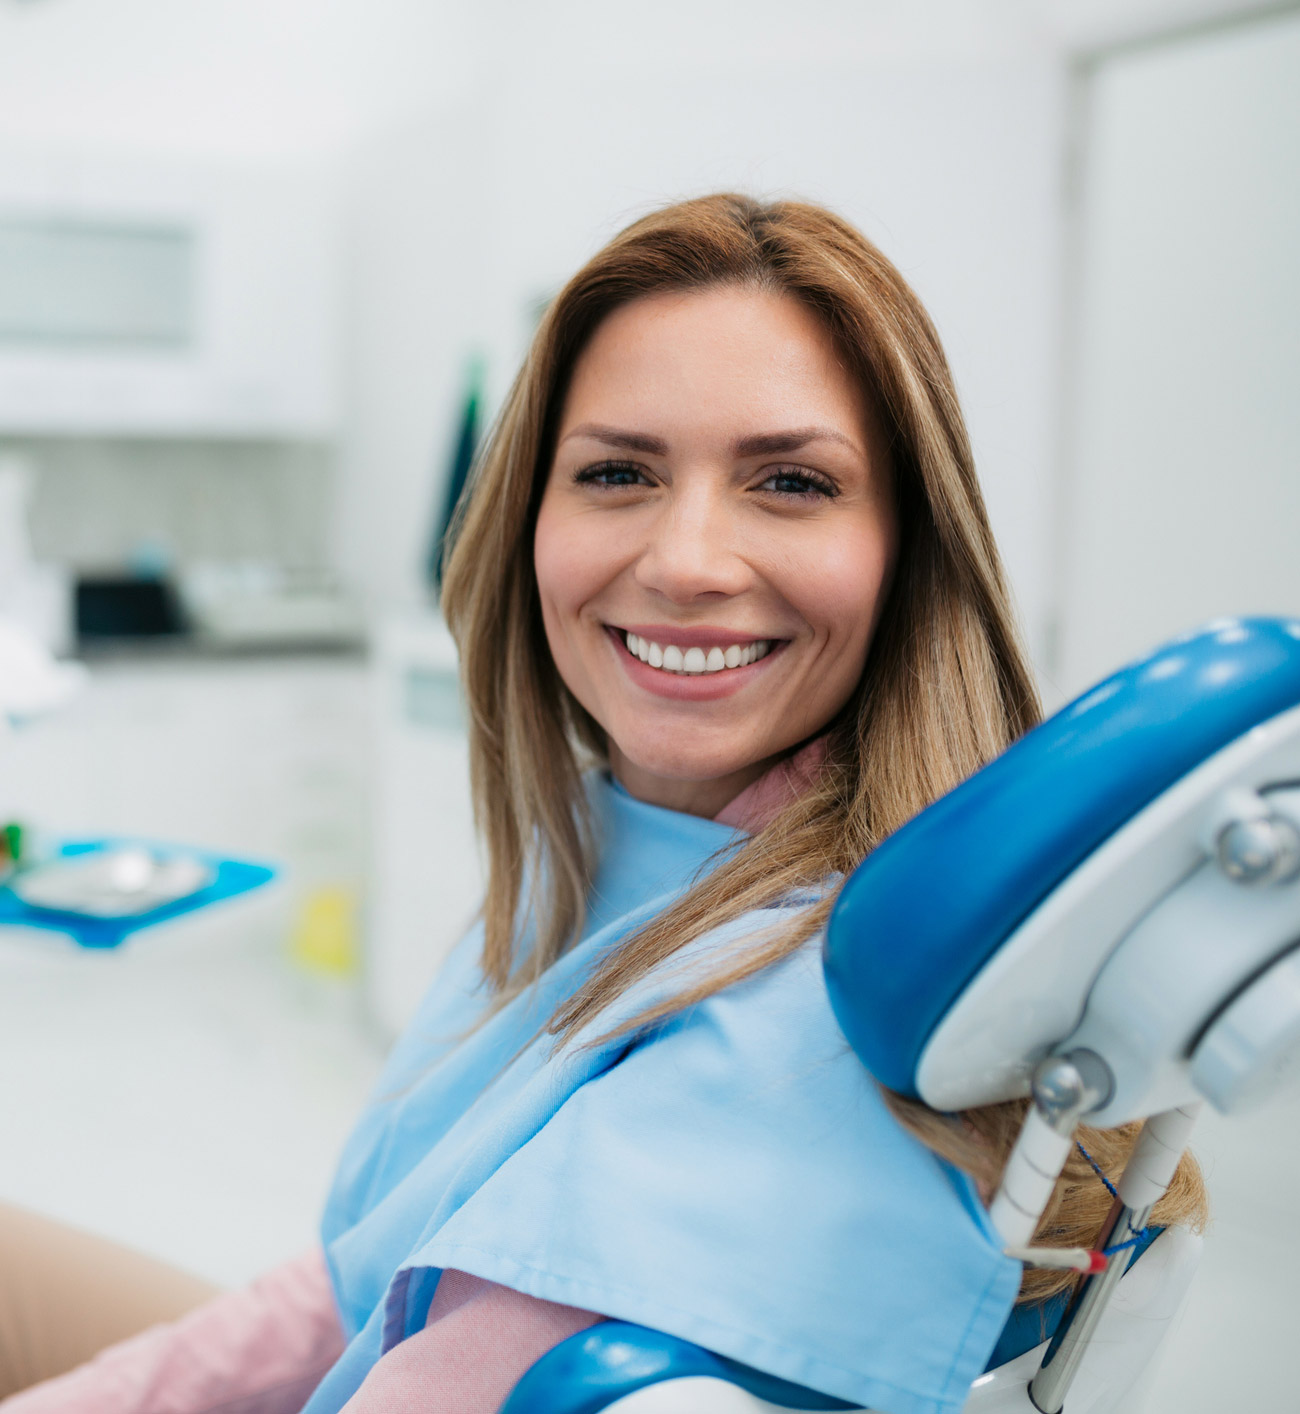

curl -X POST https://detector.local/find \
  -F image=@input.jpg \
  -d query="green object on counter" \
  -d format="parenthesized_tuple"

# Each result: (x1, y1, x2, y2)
(428, 355, 485, 593)
(2, 822, 22, 865)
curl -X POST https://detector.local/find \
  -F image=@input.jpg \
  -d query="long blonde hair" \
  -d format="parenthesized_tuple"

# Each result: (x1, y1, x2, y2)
(441, 193, 1204, 1302)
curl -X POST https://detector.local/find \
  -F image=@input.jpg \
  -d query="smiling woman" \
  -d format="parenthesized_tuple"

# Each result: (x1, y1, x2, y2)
(534, 285, 897, 817)
(442, 192, 1199, 1293)
(537, 284, 894, 820)
(0, 194, 1203, 1414)
(444, 195, 1040, 1021)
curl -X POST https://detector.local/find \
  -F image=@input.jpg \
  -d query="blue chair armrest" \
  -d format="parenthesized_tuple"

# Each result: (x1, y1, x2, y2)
(500, 1230, 1169, 1413)
(499, 1322, 858, 1414)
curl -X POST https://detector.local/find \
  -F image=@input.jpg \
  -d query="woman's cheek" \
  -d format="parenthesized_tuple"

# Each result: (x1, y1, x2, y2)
(535, 507, 615, 616)
(534, 509, 622, 723)
(532, 501, 569, 609)
(791, 533, 892, 653)
(533, 509, 586, 680)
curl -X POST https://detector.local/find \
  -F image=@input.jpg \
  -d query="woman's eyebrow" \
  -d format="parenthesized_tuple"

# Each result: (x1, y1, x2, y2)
(559, 423, 669, 455)
(559, 423, 863, 459)
(732, 427, 862, 458)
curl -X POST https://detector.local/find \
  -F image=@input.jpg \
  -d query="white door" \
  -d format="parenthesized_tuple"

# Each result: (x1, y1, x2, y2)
(1057, 12, 1300, 697)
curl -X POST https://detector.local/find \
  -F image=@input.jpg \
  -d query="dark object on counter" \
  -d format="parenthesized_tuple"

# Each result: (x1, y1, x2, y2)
(75, 576, 187, 639)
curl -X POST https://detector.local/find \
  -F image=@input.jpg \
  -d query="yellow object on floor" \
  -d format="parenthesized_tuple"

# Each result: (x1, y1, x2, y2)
(291, 885, 359, 977)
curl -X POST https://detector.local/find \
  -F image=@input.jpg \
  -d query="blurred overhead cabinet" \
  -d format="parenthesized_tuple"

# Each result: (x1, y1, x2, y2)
(0, 153, 341, 436)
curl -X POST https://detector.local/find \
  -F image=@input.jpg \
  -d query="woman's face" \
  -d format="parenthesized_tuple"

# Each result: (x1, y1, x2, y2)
(534, 284, 898, 817)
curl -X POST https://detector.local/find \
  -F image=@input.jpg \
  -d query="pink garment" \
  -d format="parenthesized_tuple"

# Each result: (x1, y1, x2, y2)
(714, 737, 827, 833)
(5, 747, 827, 1414)
(0, 1249, 344, 1414)
(341, 1270, 600, 1413)
(0, 1257, 598, 1414)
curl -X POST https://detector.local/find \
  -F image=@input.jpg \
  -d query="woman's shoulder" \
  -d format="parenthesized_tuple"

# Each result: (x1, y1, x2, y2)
(585, 896, 847, 1075)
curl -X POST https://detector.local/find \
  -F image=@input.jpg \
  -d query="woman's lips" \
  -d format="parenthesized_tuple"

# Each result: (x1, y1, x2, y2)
(616, 623, 770, 651)
(623, 629, 772, 675)
(605, 625, 785, 700)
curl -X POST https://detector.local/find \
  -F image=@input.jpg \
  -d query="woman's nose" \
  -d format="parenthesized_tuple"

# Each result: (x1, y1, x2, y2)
(633, 488, 752, 604)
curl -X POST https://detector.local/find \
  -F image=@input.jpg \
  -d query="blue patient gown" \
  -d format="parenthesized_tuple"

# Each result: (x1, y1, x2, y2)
(306, 777, 1020, 1414)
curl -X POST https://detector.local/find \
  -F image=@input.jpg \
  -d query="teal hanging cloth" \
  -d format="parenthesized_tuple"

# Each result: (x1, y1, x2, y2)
(428, 357, 484, 593)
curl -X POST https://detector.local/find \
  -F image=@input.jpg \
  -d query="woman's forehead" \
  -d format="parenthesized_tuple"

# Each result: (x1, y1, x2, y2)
(557, 285, 872, 453)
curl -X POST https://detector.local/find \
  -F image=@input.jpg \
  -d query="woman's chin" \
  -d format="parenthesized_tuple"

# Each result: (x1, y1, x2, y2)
(607, 737, 775, 795)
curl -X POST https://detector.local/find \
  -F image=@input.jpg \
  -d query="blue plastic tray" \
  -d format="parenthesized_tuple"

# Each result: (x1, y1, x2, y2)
(0, 839, 276, 949)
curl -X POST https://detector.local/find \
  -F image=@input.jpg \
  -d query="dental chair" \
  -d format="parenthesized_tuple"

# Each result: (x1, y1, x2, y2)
(501, 617, 1300, 1413)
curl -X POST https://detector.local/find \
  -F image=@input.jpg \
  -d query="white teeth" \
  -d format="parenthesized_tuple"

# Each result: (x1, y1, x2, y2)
(623, 632, 773, 676)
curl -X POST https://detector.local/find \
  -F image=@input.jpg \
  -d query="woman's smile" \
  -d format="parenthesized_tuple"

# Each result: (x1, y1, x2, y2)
(533, 283, 898, 817)
(606, 624, 785, 700)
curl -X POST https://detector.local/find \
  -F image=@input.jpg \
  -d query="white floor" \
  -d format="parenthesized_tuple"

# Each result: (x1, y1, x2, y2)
(0, 889, 384, 1288)
(0, 889, 1296, 1408)
(1141, 1091, 1300, 1412)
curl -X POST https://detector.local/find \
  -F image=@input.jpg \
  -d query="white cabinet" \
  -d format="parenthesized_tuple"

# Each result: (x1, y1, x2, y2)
(368, 613, 483, 1038)
(0, 152, 342, 436)
(0, 654, 369, 911)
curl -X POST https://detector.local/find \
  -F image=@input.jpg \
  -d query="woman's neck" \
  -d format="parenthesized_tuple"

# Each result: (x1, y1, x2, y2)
(607, 737, 827, 827)
(606, 745, 775, 820)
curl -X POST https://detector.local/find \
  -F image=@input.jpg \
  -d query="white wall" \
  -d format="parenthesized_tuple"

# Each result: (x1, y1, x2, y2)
(337, 20, 1068, 666)
(331, 0, 1287, 643)
(0, 0, 478, 163)
(4, 0, 1275, 664)
(1, 0, 1274, 168)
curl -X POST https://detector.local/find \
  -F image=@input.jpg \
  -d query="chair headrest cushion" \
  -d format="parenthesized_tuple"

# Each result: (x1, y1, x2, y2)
(823, 618, 1300, 1097)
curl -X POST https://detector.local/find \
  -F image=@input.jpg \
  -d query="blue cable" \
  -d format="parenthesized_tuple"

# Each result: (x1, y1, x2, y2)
(1075, 1140, 1152, 1256)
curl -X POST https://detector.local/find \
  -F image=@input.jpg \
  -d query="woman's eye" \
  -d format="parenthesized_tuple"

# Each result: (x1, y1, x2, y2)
(757, 466, 837, 499)
(573, 460, 649, 489)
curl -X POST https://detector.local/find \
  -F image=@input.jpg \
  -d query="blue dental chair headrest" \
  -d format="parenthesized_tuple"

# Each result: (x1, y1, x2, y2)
(823, 617, 1300, 1099)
